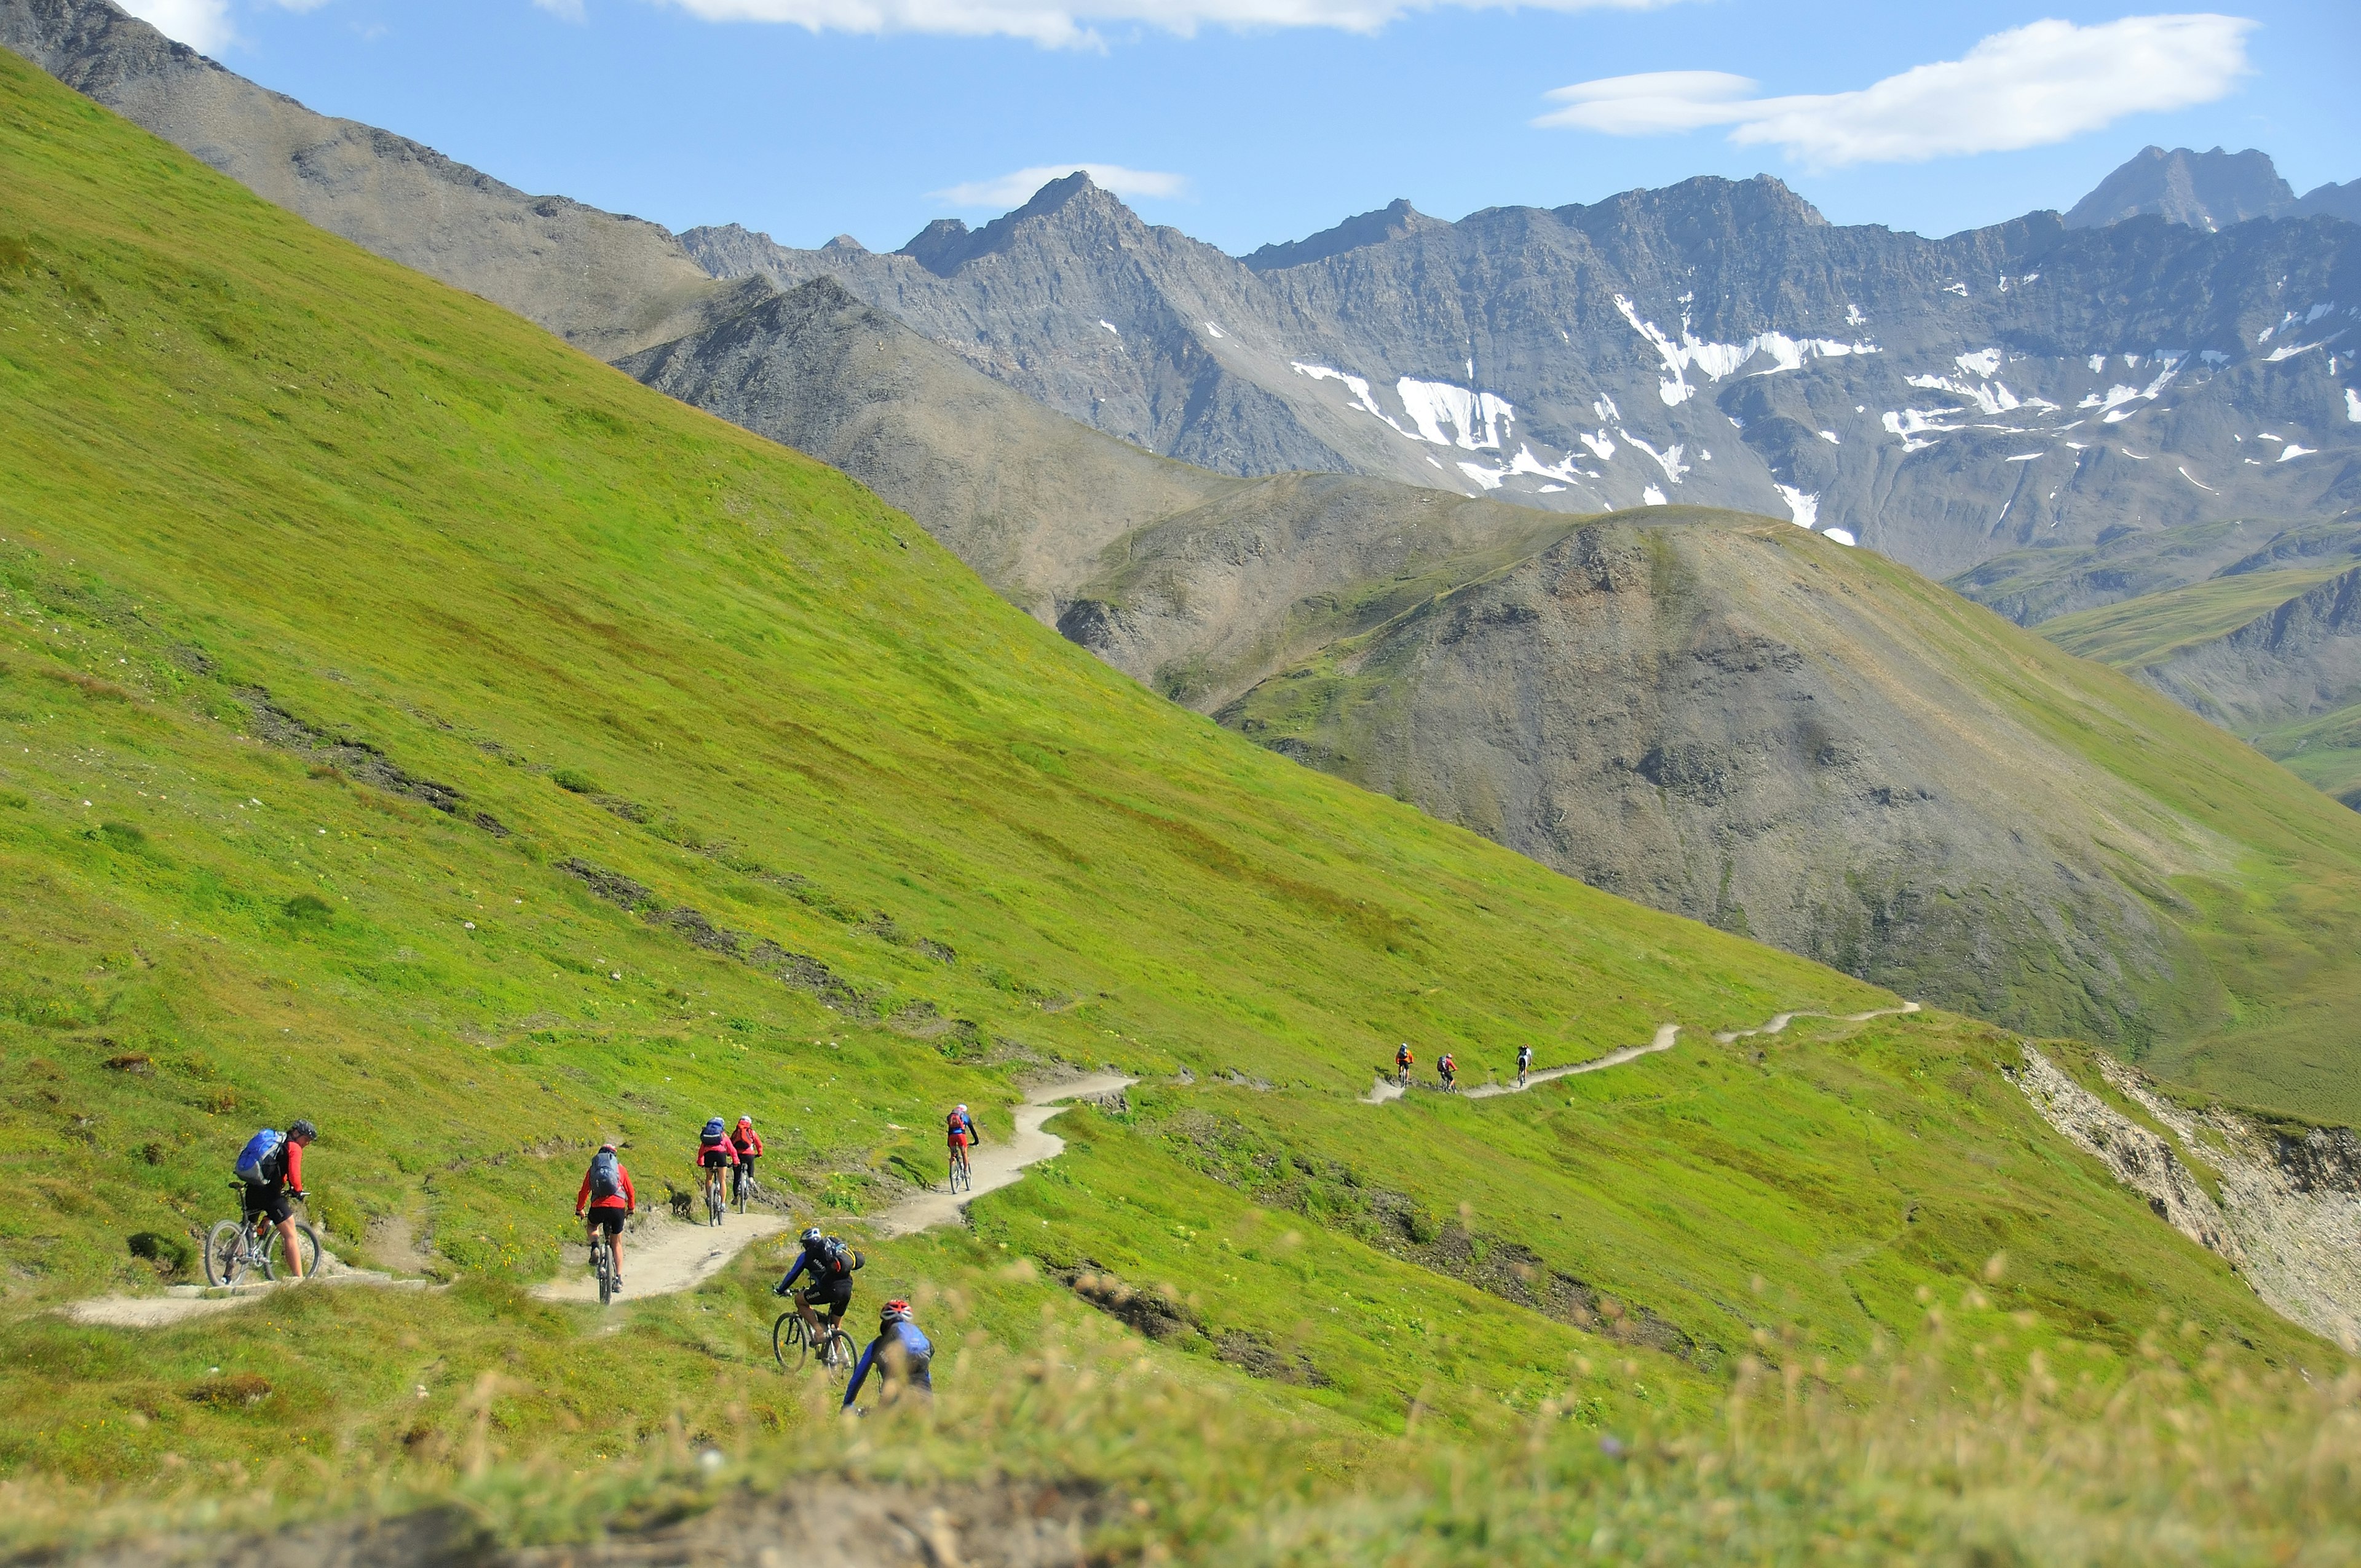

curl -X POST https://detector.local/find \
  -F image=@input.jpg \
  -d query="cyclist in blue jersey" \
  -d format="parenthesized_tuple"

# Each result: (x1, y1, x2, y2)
(843, 1299, 933, 1412)
(775, 1225, 863, 1341)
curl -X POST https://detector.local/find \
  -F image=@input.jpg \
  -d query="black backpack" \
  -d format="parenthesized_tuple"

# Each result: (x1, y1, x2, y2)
(818, 1237, 862, 1278)
(588, 1150, 620, 1201)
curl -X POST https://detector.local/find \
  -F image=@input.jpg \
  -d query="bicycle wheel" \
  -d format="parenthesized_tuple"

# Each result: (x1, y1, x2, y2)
(706, 1182, 724, 1227)
(263, 1221, 322, 1281)
(205, 1220, 245, 1287)
(593, 1237, 613, 1305)
(773, 1312, 811, 1372)
(822, 1329, 856, 1381)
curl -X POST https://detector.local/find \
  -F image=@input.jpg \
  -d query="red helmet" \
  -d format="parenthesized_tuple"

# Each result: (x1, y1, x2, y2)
(880, 1298, 913, 1325)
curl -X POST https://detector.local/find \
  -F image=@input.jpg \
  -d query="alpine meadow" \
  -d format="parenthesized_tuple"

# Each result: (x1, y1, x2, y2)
(1, 25, 2359, 1568)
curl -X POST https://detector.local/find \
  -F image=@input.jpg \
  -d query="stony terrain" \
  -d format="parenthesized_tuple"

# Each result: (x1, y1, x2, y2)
(684, 164, 2361, 582)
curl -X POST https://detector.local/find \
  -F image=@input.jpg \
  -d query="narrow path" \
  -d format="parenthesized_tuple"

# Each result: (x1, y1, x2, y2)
(871, 1072, 1135, 1237)
(532, 1213, 793, 1305)
(61, 1256, 422, 1329)
(1362, 1002, 1921, 1104)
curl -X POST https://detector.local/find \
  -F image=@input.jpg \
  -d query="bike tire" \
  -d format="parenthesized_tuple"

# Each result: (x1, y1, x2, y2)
(594, 1238, 612, 1305)
(707, 1187, 724, 1227)
(773, 1312, 811, 1372)
(263, 1221, 322, 1282)
(205, 1220, 244, 1288)
(822, 1329, 856, 1381)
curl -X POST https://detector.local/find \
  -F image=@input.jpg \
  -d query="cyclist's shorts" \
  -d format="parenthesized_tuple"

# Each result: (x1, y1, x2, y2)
(584, 1208, 625, 1235)
(242, 1180, 294, 1226)
(947, 1131, 971, 1149)
(799, 1277, 854, 1316)
(698, 1147, 734, 1168)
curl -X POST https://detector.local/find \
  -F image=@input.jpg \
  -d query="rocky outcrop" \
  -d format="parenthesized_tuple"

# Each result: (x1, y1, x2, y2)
(2138, 566, 2361, 732)
(2064, 146, 2295, 232)
(682, 166, 2361, 584)
(2013, 1045, 2361, 1351)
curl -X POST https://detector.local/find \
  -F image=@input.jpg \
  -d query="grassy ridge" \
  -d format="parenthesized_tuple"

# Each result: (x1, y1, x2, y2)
(2039, 566, 2352, 666)
(0, 49, 2351, 1553)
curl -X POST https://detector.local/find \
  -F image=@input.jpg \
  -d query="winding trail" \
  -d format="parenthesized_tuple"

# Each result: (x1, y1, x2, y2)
(61, 1256, 422, 1329)
(1362, 1002, 1921, 1103)
(871, 1072, 1134, 1237)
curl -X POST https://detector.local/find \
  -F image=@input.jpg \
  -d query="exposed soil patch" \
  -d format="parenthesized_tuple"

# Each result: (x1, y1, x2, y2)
(1058, 1263, 1198, 1341)
(239, 687, 505, 834)
(57, 1478, 1105, 1567)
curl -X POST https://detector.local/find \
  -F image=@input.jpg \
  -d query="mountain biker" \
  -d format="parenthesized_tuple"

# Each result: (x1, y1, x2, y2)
(694, 1115, 736, 1210)
(729, 1115, 764, 1205)
(842, 1298, 933, 1413)
(1395, 1043, 1414, 1085)
(774, 1225, 864, 1342)
(946, 1104, 979, 1171)
(234, 1119, 317, 1281)
(1517, 1045, 1533, 1088)
(574, 1142, 637, 1291)
(1438, 1051, 1457, 1091)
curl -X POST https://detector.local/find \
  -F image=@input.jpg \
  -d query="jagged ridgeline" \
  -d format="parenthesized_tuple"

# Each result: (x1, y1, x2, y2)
(0, 46, 2352, 1556)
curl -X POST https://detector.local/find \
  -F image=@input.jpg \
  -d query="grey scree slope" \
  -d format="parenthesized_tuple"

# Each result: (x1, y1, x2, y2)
(685, 163, 2360, 585)
(0, 0, 770, 359)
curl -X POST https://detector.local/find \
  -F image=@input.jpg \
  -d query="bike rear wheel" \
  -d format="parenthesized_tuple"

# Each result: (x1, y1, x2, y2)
(205, 1220, 246, 1287)
(821, 1328, 856, 1380)
(262, 1221, 322, 1281)
(706, 1181, 724, 1226)
(593, 1235, 613, 1305)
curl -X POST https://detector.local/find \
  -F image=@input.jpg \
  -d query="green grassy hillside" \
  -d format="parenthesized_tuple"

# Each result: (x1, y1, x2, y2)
(2039, 566, 2352, 667)
(0, 50, 2351, 1558)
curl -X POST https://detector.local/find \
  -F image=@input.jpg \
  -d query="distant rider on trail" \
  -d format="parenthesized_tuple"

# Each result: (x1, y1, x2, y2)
(234, 1119, 317, 1281)
(575, 1142, 638, 1291)
(729, 1115, 764, 1205)
(1438, 1051, 1457, 1092)
(1517, 1045, 1533, 1088)
(843, 1298, 933, 1413)
(695, 1115, 737, 1212)
(946, 1103, 979, 1179)
(775, 1225, 864, 1342)
(1395, 1043, 1414, 1087)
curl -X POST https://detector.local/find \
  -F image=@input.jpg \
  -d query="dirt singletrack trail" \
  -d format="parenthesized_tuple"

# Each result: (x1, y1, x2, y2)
(61, 1254, 422, 1329)
(1362, 1002, 1922, 1103)
(532, 1211, 794, 1304)
(872, 1073, 1135, 1237)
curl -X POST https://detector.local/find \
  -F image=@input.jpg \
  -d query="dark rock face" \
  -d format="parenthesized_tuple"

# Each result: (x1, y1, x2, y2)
(1219, 511, 2213, 1042)
(2065, 146, 2296, 232)
(684, 169, 2360, 583)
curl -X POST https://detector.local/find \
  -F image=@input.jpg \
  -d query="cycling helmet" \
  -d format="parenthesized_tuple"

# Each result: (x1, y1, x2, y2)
(880, 1298, 912, 1325)
(702, 1116, 726, 1138)
(955, 1104, 968, 1114)
(598, 1142, 617, 1154)
(737, 1114, 754, 1125)
(801, 1226, 826, 1246)
(288, 1118, 318, 1141)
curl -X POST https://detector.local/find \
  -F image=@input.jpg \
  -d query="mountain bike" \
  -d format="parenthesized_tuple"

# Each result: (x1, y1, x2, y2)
(205, 1184, 321, 1287)
(588, 1223, 617, 1305)
(774, 1306, 855, 1378)
(947, 1144, 971, 1194)
(734, 1165, 762, 1214)
(703, 1168, 727, 1227)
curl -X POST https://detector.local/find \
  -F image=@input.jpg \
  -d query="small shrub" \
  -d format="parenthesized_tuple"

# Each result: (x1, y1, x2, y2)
(283, 893, 332, 922)
(126, 1230, 192, 1275)
(95, 820, 147, 852)
(0, 790, 28, 809)
(186, 1372, 272, 1407)
(549, 767, 599, 794)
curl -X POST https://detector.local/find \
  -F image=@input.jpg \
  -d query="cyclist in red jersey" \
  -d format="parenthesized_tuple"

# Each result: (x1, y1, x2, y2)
(574, 1143, 637, 1289)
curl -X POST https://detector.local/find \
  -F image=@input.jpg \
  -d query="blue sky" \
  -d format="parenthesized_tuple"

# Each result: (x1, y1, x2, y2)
(125, 1, 2360, 256)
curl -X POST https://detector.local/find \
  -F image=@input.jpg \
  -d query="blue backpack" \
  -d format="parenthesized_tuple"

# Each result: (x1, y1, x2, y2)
(588, 1149, 621, 1201)
(234, 1128, 284, 1182)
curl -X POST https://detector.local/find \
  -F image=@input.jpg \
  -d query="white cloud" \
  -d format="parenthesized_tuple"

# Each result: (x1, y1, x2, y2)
(662, 0, 1669, 49)
(115, 0, 237, 52)
(1536, 14, 2258, 167)
(533, 0, 589, 18)
(931, 162, 1190, 207)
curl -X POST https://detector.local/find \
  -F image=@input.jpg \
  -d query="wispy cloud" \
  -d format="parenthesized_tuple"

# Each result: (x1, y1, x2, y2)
(661, 0, 1673, 50)
(115, 0, 237, 52)
(931, 163, 1191, 207)
(533, 0, 590, 20)
(1535, 14, 2258, 167)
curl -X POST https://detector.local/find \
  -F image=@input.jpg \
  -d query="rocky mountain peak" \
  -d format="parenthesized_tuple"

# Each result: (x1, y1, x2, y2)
(895, 170, 1143, 277)
(1241, 197, 1447, 271)
(2066, 145, 2295, 232)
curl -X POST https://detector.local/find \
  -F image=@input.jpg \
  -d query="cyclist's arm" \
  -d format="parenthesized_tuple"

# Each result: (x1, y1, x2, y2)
(575, 1170, 592, 1216)
(778, 1253, 810, 1293)
(283, 1141, 305, 1194)
(842, 1337, 882, 1410)
(619, 1170, 636, 1211)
